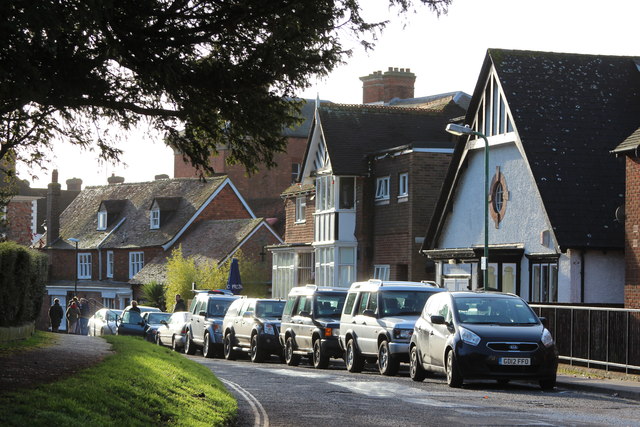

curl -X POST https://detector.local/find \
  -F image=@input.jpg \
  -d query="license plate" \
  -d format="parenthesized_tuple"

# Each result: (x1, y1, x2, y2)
(499, 357, 531, 366)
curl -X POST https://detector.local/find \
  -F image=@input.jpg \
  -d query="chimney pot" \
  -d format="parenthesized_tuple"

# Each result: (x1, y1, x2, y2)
(52, 169, 58, 184)
(155, 174, 169, 180)
(66, 177, 83, 191)
(108, 174, 125, 185)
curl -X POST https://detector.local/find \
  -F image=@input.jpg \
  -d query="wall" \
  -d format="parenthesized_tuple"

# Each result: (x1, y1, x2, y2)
(6, 200, 34, 246)
(624, 156, 640, 308)
(283, 192, 315, 244)
(195, 184, 253, 222)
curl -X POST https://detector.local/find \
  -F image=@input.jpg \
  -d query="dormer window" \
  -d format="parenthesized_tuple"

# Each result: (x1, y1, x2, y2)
(150, 208, 160, 229)
(97, 210, 107, 231)
(97, 199, 126, 230)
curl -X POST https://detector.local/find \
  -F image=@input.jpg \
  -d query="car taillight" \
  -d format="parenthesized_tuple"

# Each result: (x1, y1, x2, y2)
(181, 325, 188, 334)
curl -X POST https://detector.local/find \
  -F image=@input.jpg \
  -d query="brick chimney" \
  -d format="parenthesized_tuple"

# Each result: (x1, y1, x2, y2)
(107, 173, 125, 185)
(46, 169, 61, 246)
(66, 177, 83, 191)
(360, 67, 416, 104)
(155, 174, 169, 180)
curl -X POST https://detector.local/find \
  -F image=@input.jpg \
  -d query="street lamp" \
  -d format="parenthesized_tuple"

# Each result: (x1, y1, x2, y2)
(68, 238, 79, 297)
(445, 123, 490, 289)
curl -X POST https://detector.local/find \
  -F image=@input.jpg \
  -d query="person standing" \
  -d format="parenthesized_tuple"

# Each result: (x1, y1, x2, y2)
(130, 300, 141, 313)
(48, 298, 64, 332)
(65, 301, 81, 334)
(79, 298, 91, 335)
(173, 294, 186, 312)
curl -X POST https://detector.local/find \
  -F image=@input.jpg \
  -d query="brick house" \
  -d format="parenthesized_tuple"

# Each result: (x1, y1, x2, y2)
(38, 174, 282, 330)
(611, 126, 640, 308)
(268, 76, 468, 297)
(421, 49, 640, 304)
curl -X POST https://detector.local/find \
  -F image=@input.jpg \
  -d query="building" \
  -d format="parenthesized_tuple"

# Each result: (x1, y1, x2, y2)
(421, 49, 640, 304)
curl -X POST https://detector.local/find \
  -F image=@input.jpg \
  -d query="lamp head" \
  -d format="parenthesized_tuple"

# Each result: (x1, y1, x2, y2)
(445, 123, 474, 136)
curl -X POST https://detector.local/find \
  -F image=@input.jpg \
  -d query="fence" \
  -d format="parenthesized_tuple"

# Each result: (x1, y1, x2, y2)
(530, 304, 640, 374)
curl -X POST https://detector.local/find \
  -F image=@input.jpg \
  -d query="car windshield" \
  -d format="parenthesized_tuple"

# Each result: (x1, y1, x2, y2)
(146, 313, 172, 324)
(256, 301, 286, 318)
(314, 294, 346, 318)
(121, 310, 143, 324)
(379, 290, 437, 316)
(454, 297, 539, 325)
(207, 299, 234, 317)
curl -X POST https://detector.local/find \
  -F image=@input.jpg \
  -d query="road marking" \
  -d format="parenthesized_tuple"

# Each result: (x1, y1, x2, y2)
(221, 379, 269, 427)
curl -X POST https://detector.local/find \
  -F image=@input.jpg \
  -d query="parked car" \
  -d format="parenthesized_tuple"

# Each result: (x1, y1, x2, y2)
(116, 305, 161, 336)
(339, 280, 444, 376)
(409, 291, 559, 389)
(222, 298, 286, 362)
(156, 311, 192, 351)
(142, 311, 173, 343)
(87, 308, 122, 336)
(279, 285, 347, 369)
(184, 290, 241, 357)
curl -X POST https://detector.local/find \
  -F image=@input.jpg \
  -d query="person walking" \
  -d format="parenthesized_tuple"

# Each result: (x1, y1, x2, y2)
(173, 294, 186, 312)
(79, 298, 91, 335)
(65, 301, 81, 334)
(48, 298, 64, 332)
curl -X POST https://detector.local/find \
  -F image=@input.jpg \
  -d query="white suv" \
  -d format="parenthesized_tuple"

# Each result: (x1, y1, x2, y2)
(339, 280, 444, 376)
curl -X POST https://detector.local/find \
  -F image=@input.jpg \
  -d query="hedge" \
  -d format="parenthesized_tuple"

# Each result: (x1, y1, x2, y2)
(0, 241, 48, 327)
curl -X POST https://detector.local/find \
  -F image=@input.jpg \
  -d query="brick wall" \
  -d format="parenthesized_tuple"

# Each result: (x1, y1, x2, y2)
(195, 184, 253, 221)
(624, 156, 640, 308)
(6, 200, 33, 246)
(283, 192, 315, 244)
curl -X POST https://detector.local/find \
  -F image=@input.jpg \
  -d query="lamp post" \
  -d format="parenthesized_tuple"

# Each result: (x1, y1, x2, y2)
(445, 123, 490, 289)
(68, 238, 79, 296)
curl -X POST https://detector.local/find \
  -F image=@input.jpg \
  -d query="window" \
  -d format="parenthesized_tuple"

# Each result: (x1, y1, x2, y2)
(150, 208, 160, 229)
(315, 247, 334, 286)
(103, 298, 116, 309)
(473, 73, 514, 137)
(295, 196, 306, 223)
(291, 163, 301, 183)
(78, 253, 92, 279)
(374, 265, 390, 281)
(530, 261, 558, 303)
(339, 177, 355, 209)
(337, 247, 355, 287)
(129, 252, 144, 279)
(375, 177, 390, 201)
(97, 211, 107, 230)
(106, 251, 114, 278)
(489, 166, 509, 227)
(398, 173, 408, 198)
(315, 175, 335, 212)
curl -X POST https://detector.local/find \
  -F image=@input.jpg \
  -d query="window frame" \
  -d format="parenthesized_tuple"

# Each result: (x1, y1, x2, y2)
(375, 176, 390, 201)
(150, 208, 160, 229)
(295, 196, 306, 223)
(374, 264, 390, 281)
(129, 251, 144, 279)
(106, 250, 114, 278)
(78, 253, 92, 279)
(398, 173, 408, 199)
(97, 211, 107, 231)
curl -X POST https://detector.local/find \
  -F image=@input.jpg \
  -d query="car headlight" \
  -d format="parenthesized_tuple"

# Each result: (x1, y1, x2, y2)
(393, 328, 413, 340)
(323, 327, 340, 337)
(263, 324, 275, 335)
(459, 327, 481, 346)
(541, 328, 555, 348)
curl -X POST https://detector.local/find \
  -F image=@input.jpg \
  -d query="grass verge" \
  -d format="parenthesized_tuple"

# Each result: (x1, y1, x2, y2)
(0, 330, 56, 356)
(0, 335, 237, 426)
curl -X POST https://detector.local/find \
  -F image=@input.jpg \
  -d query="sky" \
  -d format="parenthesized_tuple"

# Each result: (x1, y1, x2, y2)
(17, 0, 640, 189)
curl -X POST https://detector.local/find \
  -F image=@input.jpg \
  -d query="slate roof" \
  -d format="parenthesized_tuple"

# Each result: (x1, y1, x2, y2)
(612, 126, 640, 154)
(388, 91, 471, 111)
(131, 218, 270, 284)
(313, 101, 466, 176)
(423, 49, 640, 251)
(281, 98, 321, 138)
(49, 177, 228, 250)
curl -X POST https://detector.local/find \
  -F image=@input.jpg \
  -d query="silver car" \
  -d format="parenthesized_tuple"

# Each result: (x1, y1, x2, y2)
(156, 311, 192, 351)
(87, 308, 123, 336)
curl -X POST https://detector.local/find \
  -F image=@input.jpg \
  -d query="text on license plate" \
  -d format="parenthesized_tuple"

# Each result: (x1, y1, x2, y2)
(499, 357, 531, 366)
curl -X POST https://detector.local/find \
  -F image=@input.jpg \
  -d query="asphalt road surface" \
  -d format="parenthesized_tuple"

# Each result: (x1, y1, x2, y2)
(188, 354, 640, 427)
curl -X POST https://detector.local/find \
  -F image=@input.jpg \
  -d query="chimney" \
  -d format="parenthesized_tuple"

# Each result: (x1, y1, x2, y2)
(66, 177, 83, 191)
(360, 67, 416, 104)
(46, 169, 61, 246)
(108, 173, 125, 185)
(154, 174, 169, 180)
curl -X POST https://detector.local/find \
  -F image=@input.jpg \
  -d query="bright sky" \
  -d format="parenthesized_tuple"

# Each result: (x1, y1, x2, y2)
(18, 0, 640, 189)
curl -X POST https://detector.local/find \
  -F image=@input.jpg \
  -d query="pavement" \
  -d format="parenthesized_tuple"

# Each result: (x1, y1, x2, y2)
(556, 371, 640, 401)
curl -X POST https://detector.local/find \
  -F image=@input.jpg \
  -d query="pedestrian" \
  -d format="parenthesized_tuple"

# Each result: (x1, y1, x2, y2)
(79, 298, 91, 335)
(66, 301, 81, 334)
(173, 294, 186, 312)
(130, 300, 141, 313)
(48, 298, 64, 332)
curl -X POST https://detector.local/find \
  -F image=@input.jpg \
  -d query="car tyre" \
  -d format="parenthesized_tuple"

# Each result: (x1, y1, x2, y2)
(446, 349, 463, 388)
(155, 333, 162, 346)
(312, 339, 330, 369)
(345, 339, 364, 373)
(378, 340, 399, 376)
(249, 333, 266, 363)
(409, 346, 426, 382)
(203, 332, 215, 358)
(171, 336, 182, 352)
(285, 336, 301, 366)
(539, 375, 556, 390)
(223, 333, 237, 360)
(184, 332, 196, 355)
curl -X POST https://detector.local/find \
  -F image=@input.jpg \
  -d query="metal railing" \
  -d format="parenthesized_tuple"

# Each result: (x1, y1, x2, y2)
(530, 304, 640, 374)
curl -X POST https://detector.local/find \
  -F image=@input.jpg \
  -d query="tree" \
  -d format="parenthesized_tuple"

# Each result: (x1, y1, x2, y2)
(141, 281, 167, 311)
(1, 1, 451, 178)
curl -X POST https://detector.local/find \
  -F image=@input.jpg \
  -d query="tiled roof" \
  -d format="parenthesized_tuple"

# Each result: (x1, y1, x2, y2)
(131, 218, 266, 284)
(612, 126, 640, 154)
(318, 102, 465, 176)
(281, 183, 315, 197)
(50, 177, 228, 249)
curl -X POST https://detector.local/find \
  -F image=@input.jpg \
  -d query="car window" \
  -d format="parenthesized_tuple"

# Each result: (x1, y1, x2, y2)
(356, 292, 370, 315)
(343, 293, 357, 316)
(226, 299, 245, 318)
(314, 293, 346, 318)
(379, 290, 437, 316)
(454, 297, 539, 325)
(147, 313, 171, 324)
(283, 296, 296, 317)
(207, 298, 234, 317)
(122, 310, 143, 324)
(241, 300, 256, 317)
(294, 296, 311, 316)
(193, 299, 204, 315)
(256, 301, 286, 318)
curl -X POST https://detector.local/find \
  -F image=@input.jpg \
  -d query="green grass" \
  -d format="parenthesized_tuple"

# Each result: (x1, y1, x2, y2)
(0, 336, 237, 426)
(0, 330, 56, 356)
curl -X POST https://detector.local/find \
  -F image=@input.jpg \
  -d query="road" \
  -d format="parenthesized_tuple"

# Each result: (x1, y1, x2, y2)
(188, 354, 640, 427)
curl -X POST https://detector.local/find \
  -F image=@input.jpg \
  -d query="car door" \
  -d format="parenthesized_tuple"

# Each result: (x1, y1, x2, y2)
(428, 297, 453, 369)
(191, 298, 206, 343)
(415, 295, 440, 366)
(291, 295, 312, 351)
(351, 292, 378, 356)
(236, 300, 255, 346)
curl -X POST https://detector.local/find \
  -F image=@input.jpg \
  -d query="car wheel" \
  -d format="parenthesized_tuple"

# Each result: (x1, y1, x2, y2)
(284, 336, 301, 366)
(539, 375, 556, 390)
(409, 345, 426, 382)
(223, 333, 237, 360)
(312, 339, 329, 369)
(171, 336, 179, 352)
(446, 349, 463, 388)
(101, 327, 108, 336)
(155, 333, 161, 346)
(345, 339, 364, 373)
(203, 332, 215, 358)
(250, 333, 265, 363)
(378, 340, 399, 376)
(184, 332, 196, 355)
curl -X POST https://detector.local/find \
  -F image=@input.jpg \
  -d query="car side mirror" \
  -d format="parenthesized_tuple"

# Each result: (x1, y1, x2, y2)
(539, 316, 548, 328)
(243, 311, 253, 318)
(199, 311, 206, 316)
(430, 315, 446, 325)
(362, 309, 376, 318)
(299, 310, 311, 317)
(160, 320, 168, 326)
